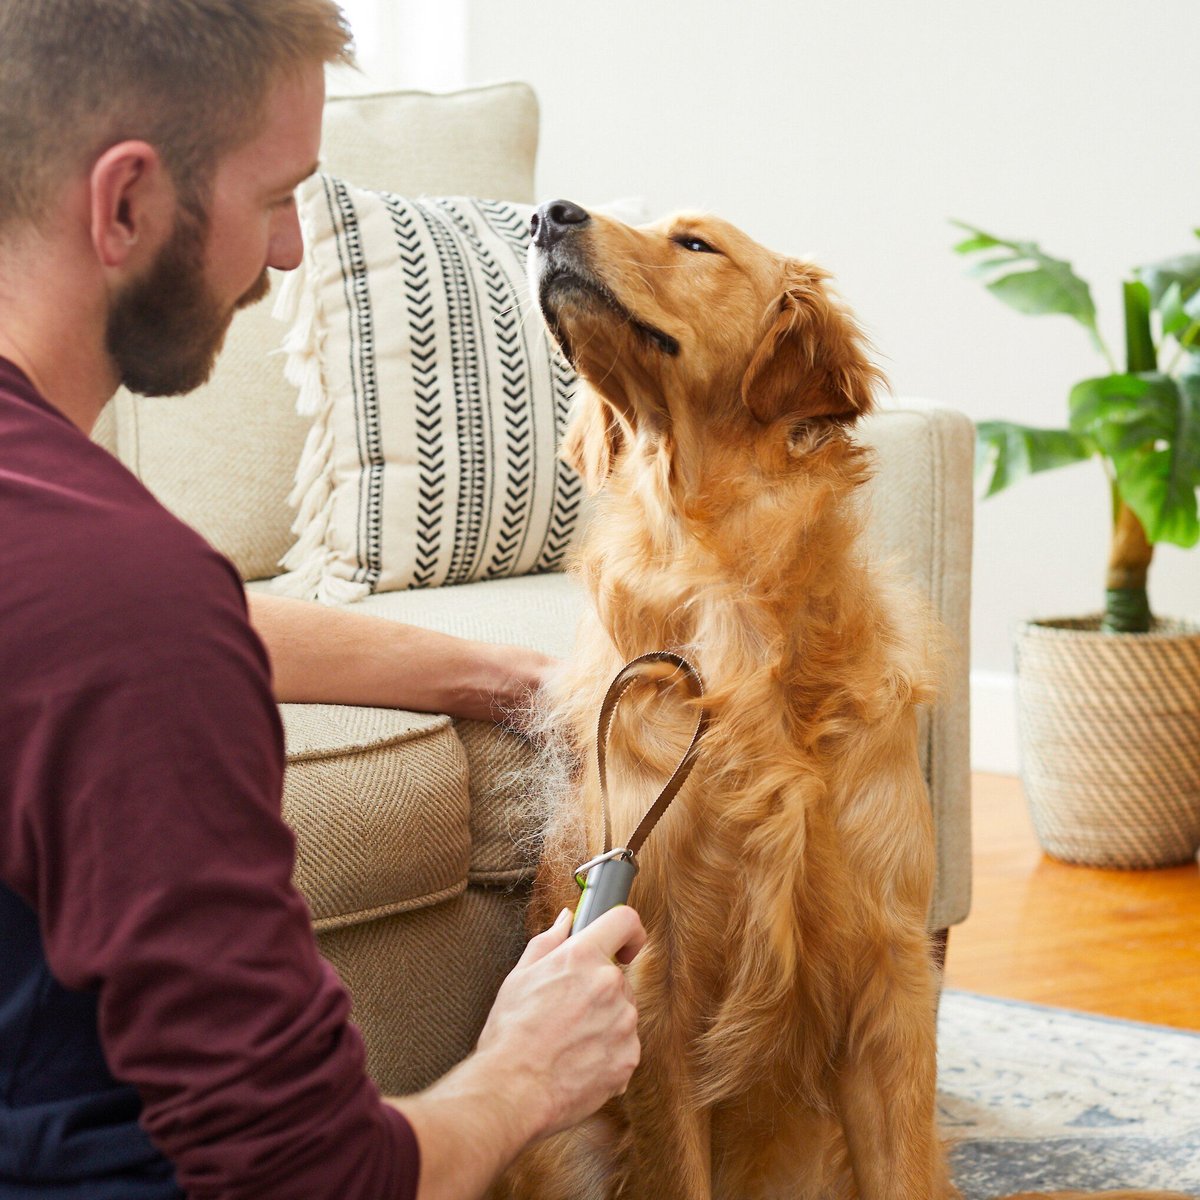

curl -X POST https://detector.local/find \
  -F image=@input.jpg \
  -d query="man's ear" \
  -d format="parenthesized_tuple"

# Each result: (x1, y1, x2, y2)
(739, 262, 882, 426)
(561, 381, 629, 493)
(88, 141, 175, 271)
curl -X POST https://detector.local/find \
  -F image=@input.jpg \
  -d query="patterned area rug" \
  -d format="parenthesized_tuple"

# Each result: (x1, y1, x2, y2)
(938, 991, 1200, 1197)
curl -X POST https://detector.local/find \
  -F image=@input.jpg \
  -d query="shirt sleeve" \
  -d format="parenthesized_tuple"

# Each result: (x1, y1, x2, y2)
(4, 567, 420, 1200)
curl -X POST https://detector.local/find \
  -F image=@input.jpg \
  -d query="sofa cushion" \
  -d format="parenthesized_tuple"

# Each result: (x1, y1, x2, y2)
(249, 573, 583, 886)
(103, 82, 540, 583)
(270, 178, 582, 602)
(280, 703, 472, 931)
(321, 83, 539, 204)
(355, 575, 587, 878)
(317, 886, 530, 1096)
(347, 571, 585, 656)
(454, 719, 542, 885)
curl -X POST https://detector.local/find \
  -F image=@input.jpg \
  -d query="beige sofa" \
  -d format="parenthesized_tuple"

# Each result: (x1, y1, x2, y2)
(92, 82, 974, 1098)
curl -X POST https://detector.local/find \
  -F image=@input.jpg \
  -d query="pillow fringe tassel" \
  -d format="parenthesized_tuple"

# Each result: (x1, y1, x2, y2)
(268, 236, 370, 603)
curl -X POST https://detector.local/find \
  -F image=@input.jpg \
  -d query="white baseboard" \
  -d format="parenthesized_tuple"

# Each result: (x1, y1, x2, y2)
(970, 670, 1018, 776)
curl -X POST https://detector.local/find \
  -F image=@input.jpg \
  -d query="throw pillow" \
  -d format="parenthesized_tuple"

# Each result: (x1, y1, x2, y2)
(271, 174, 583, 602)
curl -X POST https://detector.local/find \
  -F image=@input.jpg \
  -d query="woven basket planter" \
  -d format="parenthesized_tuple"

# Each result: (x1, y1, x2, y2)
(1014, 616, 1200, 868)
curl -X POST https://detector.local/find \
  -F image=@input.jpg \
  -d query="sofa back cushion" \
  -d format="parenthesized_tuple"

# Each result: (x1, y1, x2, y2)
(97, 82, 539, 581)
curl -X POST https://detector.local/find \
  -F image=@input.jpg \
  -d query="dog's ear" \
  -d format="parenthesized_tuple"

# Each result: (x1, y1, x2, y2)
(561, 382, 628, 493)
(739, 262, 881, 426)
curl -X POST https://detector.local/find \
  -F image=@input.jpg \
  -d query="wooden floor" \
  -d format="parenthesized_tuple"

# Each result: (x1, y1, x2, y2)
(944, 773, 1200, 1031)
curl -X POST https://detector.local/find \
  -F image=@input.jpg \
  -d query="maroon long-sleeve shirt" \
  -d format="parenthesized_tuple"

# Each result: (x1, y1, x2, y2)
(0, 357, 419, 1198)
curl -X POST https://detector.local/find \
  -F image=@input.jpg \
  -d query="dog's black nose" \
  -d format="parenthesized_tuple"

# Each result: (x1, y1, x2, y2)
(530, 199, 591, 247)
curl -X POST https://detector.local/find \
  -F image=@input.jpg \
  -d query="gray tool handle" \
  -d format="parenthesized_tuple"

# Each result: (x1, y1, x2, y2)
(570, 855, 638, 936)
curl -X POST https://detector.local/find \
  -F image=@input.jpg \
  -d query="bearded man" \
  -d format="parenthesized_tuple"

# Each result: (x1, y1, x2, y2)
(0, 4, 644, 1198)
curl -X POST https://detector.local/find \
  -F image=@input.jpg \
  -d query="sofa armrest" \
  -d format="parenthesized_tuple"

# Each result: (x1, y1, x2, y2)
(858, 406, 975, 931)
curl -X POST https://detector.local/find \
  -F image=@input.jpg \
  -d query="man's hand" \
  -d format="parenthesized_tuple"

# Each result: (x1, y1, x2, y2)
(389, 905, 646, 1200)
(476, 905, 645, 1137)
(469, 642, 558, 729)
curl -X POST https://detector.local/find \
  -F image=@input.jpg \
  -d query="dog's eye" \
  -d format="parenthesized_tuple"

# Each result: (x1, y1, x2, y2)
(673, 234, 719, 255)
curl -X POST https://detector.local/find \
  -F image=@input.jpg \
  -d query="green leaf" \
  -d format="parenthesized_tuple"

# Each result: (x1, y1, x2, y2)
(986, 268, 1095, 321)
(1116, 448, 1199, 547)
(1069, 373, 1180, 453)
(1174, 290, 1200, 356)
(975, 420, 1092, 498)
(1105, 373, 1200, 547)
(1135, 252, 1200, 308)
(951, 220, 1101, 350)
(953, 233, 1002, 255)
(1161, 281, 1188, 338)
(1123, 280, 1156, 373)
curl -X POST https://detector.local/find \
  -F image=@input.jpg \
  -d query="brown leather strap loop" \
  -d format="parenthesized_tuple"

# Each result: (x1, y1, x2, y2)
(595, 652, 709, 857)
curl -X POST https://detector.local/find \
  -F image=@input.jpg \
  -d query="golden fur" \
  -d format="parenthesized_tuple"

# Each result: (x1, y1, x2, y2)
(492, 205, 1182, 1200)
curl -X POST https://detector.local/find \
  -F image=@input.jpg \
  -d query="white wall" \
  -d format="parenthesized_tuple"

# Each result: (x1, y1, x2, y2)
(455, 0, 1199, 770)
(334, 0, 466, 92)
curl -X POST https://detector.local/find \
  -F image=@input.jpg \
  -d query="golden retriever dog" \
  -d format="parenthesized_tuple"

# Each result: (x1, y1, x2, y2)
(492, 200, 1181, 1200)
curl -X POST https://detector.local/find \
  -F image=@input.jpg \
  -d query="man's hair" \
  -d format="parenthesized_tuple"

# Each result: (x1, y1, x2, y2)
(0, 0, 354, 234)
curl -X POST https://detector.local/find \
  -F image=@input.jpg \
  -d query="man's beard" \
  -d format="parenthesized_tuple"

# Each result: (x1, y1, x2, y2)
(105, 204, 270, 397)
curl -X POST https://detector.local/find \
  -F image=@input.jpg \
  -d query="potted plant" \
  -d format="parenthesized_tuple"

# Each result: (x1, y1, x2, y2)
(954, 223, 1200, 868)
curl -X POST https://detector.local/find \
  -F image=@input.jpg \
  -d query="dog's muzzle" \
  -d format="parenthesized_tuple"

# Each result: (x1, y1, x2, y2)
(527, 202, 681, 361)
(530, 199, 591, 248)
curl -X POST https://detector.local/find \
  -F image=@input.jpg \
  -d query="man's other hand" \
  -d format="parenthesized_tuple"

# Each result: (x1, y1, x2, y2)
(388, 905, 646, 1200)
(476, 905, 645, 1137)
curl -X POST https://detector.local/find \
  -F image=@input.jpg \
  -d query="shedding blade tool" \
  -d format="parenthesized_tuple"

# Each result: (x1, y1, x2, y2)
(570, 652, 708, 935)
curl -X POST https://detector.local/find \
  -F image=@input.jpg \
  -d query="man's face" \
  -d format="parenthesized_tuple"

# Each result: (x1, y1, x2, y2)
(107, 65, 325, 397)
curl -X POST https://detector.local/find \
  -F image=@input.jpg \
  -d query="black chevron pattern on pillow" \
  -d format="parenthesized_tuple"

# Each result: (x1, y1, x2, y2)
(475, 198, 584, 575)
(476, 198, 532, 261)
(433, 199, 537, 581)
(535, 352, 584, 573)
(415, 199, 488, 587)
(383, 196, 443, 588)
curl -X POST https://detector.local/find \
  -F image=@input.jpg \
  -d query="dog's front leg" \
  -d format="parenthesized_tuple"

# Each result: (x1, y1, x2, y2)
(618, 944, 714, 1200)
(623, 1073, 712, 1200)
(488, 1112, 624, 1200)
(831, 941, 956, 1200)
